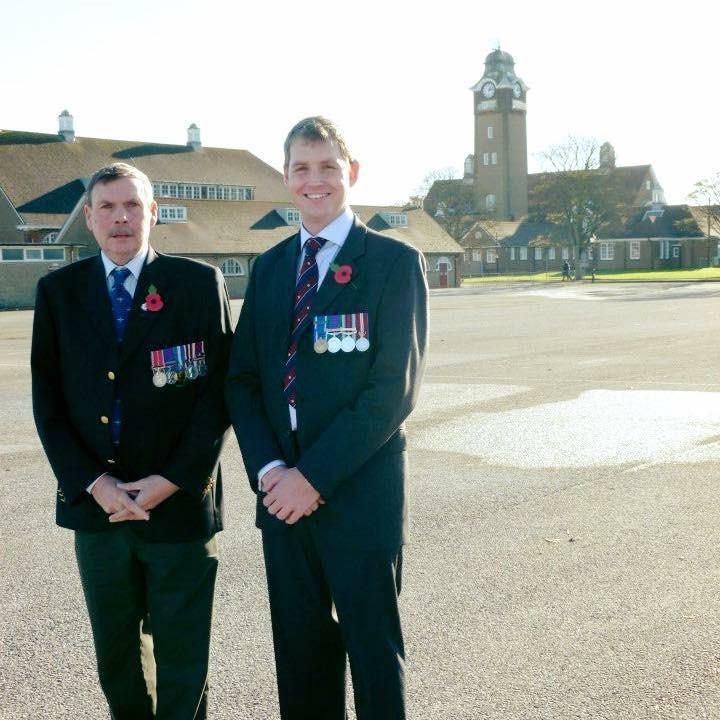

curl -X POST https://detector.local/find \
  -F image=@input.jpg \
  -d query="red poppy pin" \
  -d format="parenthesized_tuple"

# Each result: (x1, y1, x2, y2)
(331, 263, 353, 285)
(141, 284, 164, 312)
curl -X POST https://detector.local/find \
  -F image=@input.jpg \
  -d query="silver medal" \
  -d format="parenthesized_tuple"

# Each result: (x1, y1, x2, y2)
(341, 335, 355, 353)
(327, 336, 342, 354)
(355, 337, 370, 352)
(152, 370, 167, 388)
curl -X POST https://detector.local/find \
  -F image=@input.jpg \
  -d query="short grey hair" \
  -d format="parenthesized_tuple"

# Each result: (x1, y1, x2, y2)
(86, 163, 154, 206)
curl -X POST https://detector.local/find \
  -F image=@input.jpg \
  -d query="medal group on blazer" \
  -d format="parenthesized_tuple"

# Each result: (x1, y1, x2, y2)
(313, 312, 370, 354)
(150, 341, 207, 387)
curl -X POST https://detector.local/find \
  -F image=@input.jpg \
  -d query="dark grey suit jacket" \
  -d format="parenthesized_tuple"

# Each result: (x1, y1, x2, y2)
(226, 218, 428, 549)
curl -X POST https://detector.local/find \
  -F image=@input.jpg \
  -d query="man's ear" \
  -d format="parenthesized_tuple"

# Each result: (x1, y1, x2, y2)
(83, 204, 93, 232)
(348, 160, 360, 187)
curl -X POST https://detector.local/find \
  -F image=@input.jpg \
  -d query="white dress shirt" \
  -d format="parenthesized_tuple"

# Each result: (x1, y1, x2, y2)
(257, 207, 355, 489)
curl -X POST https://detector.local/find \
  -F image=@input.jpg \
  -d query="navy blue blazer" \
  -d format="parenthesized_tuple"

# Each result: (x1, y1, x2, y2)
(31, 248, 232, 542)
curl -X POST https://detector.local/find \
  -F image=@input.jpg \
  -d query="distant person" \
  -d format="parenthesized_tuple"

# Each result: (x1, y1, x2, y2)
(31, 163, 232, 719)
(226, 116, 429, 719)
(562, 259, 570, 281)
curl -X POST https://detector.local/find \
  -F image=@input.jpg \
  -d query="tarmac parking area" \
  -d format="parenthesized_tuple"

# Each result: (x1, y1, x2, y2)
(1, 282, 720, 719)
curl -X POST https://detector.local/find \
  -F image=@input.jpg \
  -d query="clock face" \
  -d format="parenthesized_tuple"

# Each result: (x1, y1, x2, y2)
(481, 82, 495, 99)
(512, 82, 522, 98)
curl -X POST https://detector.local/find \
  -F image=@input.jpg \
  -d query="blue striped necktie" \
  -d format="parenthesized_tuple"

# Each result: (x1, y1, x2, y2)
(110, 267, 133, 342)
(109, 267, 132, 445)
(283, 237, 327, 407)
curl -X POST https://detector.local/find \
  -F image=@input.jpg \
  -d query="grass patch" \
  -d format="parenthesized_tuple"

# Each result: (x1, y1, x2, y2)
(462, 267, 720, 285)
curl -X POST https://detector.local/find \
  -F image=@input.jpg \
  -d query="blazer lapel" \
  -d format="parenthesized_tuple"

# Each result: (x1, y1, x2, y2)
(312, 218, 367, 316)
(120, 247, 165, 365)
(273, 233, 301, 339)
(85, 256, 118, 358)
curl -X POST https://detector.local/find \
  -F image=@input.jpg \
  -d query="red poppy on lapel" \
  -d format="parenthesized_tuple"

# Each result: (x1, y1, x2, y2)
(142, 284, 164, 312)
(333, 264, 353, 285)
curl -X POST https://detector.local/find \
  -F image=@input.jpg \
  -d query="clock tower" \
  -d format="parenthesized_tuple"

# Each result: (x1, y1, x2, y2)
(471, 49, 528, 220)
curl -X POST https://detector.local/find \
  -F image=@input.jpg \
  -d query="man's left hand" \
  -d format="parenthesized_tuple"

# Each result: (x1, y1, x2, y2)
(263, 467, 321, 525)
(109, 475, 179, 522)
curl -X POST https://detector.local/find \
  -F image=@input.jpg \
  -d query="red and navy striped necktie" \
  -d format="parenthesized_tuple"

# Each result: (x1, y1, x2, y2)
(283, 236, 327, 407)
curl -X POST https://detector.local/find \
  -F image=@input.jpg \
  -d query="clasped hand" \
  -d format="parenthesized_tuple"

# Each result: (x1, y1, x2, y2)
(91, 473, 179, 523)
(262, 467, 324, 525)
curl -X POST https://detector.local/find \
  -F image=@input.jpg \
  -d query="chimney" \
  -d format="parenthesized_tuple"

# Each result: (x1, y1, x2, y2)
(187, 123, 201, 151)
(58, 110, 75, 142)
(599, 141, 616, 170)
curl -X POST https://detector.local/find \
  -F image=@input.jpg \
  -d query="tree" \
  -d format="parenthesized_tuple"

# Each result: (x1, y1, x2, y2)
(415, 166, 459, 199)
(688, 173, 720, 267)
(530, 137, 624, 279)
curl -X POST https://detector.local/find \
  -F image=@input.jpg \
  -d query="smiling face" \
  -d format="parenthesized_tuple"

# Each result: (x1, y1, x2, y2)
(84, 176, 157, 266)
(284, 138, 359, 236)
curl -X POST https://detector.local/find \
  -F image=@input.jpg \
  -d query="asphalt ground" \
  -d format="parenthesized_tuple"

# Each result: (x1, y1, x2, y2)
(1, 282, 720, 719)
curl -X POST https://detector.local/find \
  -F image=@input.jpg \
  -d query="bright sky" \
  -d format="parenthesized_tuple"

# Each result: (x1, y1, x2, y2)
(2, 0, 719, 206)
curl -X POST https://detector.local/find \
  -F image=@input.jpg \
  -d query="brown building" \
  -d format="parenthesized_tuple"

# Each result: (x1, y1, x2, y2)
(0, 112, 462, 308)
(425, 49, 719, 275)
(469, 49, 528, 221)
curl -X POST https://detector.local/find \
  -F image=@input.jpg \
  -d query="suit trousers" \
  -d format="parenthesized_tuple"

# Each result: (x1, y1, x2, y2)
(74, 527, 219, 720)
(262, 523, 405, 720)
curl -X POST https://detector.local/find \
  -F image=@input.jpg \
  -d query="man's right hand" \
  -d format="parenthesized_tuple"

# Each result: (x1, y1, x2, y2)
(91, 474, 149, 521)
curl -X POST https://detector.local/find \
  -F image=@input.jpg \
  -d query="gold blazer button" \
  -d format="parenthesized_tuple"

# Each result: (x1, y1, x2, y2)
(100, 415, 109, 424)
(107, 371, 116, 381)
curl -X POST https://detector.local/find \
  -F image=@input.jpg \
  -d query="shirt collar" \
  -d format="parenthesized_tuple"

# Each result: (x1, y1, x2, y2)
(100, 245, 149, 280)
(299, 206, 354, 251)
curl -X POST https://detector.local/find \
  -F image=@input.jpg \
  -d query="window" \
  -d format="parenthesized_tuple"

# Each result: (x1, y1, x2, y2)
(43, 232, 59, 243)
(472, 249, 482, 262)
(630, 240, 640, 260)
(483, 153, 489, 166)
(548, 247, 556, 260)
(386, 213, 408, 226)
(646, 180, 651, 190)
(287, 209, 301, 224)
(0, 247, 65, 261)
(485, 194, 496, 211)
(487, 126, 494, 139)
(463, 251, 472, 262)
(672, 246, 680, 258)
(487, 248, 497, 263)
(158, 206, 187, 223)
(153, 181, 254, 201)
(519, 247, 528, 261)
(220, 258, 245, 276)
(562, 247, 569, 260)
(491, 152, 498, 165)
(510, 247, 516, 261)
(534, 247, 542, 260)
(600, 243, 614, 261)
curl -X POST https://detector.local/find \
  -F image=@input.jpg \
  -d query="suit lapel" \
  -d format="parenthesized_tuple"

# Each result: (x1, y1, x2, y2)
(120, 247, 166, 365)
(85, 256, 118, 359)
(312, 218, 367, 316)
(273, 233, 301, 339)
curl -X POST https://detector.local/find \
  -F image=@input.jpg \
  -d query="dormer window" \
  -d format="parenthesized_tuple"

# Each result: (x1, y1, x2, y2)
(152, 182, 254, 201)
(380, 212, 408, 227)
(277, 208, 302, 225)
(158, 206, 187, 223)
